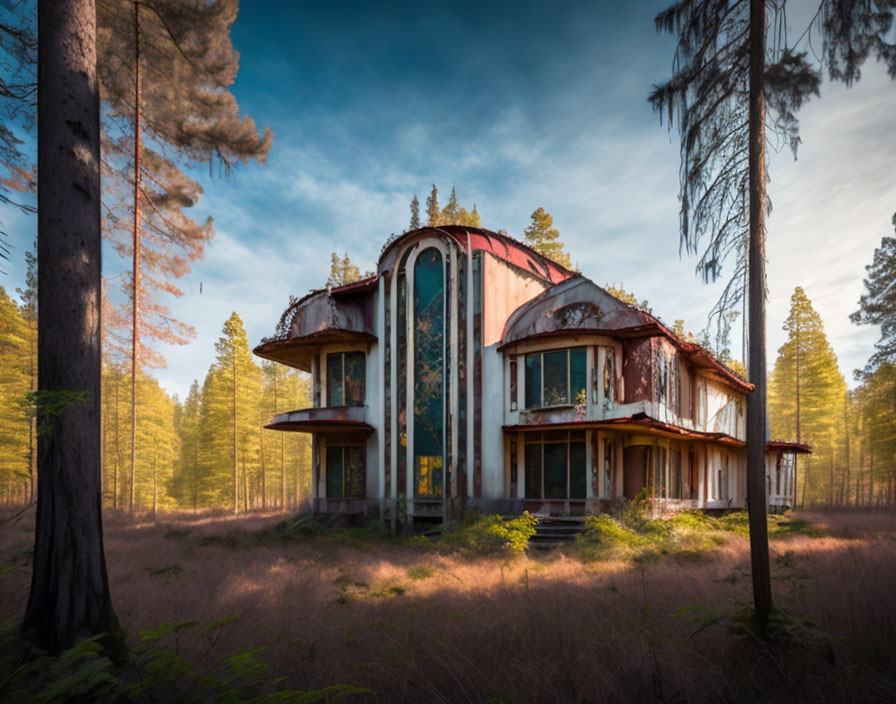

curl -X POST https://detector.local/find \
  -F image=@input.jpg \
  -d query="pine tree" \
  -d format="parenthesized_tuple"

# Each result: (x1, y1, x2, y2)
(442, 186, 460, 223)
(0, 0, 35, 220)
(425, 184, 440, 226)
(14, 243, 37, 500)
(523, 207, 571, 268)
(206, 312, 261, 513)
(96, 0, 272, 517)
(0, 285, 31, 504)
(604, 283, 650, 311)
(327, 252, 363, 287)
(851, 212, 896, 373)
(409, 194, 420, 230)
(651, 0, 896, 630)
(25, 0, 121, 654)
(769, 287, 847, 507)
(169, 379, 202, 510)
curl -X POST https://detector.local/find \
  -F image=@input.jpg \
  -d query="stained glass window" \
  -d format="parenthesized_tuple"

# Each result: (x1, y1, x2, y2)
(326, 445, 366, 498)
(413, 248, 445, 499)
(524, 348, 587, 409)
(327, 351, 365, 407)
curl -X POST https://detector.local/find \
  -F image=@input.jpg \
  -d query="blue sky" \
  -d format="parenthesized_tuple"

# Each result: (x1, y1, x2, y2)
(2, 0, 894, 399)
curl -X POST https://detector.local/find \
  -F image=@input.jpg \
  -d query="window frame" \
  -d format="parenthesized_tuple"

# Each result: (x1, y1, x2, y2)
(325, 443, 366, 499)
(326, 350, 366, 407)
(524, 346, 588, 410)
(524, 431, 587, 501)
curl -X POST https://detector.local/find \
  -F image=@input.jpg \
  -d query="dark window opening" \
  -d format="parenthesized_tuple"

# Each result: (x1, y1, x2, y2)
(525, 347, 587, 409)
(326, 445, 366, 498)
(524, 431, 586, 500)
(327, 351, 365, 407)
(604, 439, 615, 497)
(510, 357, 518, 411)
(670, 449, 682, 499)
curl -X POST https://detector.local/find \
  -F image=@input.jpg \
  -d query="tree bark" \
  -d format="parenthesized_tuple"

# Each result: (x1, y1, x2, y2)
(746, 0, 773, 631)
(24, 0, 122, 656)
(232, 350, 238, 514)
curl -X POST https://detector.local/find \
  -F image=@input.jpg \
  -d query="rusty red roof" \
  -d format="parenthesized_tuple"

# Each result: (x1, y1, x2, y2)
(379, 225, 574, 284)
(767, 440, 812, 454)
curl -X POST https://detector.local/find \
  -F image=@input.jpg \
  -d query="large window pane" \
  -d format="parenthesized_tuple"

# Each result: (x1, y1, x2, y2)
(525, 354, 541, 408)
(543, 350, 569, 406)
(346, 446, 366, 496)
(413, 247, 445, 499)
(326, 447, 344, 498)
(525, 443, 542, 498)
(327, 353, 344, 406)
(570, 348, 587, 405)
(670, 450, 681, 499)
(344, 351, 365, 406)
(544, 442, 567, 499)
(569, 442, 586, 499)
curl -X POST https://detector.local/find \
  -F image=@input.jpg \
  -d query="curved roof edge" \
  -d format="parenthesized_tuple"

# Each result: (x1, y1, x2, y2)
(498, 276, 753, 394)
(378, 225, 574, 284)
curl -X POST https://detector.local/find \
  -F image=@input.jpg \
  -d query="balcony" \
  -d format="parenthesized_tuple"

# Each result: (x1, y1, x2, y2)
(265, 405, 373, 434)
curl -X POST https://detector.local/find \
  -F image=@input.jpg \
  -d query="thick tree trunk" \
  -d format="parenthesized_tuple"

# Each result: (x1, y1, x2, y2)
(24, 0, 121, 656)
(746, 0, 773, 631)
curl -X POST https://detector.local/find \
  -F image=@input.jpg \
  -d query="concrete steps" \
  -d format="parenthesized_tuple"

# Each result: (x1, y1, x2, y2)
(529, 515, 587, 550)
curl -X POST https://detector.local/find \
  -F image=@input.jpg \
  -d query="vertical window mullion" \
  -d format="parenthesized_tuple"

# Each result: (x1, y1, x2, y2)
(567, 349, 571, 404)
(540, 354, 544, 407)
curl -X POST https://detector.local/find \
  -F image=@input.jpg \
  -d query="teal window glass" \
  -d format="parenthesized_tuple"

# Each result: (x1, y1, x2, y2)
(327, 354, 343, 406)
(543, 350, 568, 406)
(413, 247, 445, 498)
(569, 441, 586, 499)
(525, 355, 541, 408)
(326, 445, 366, 498)
(327, 351, 365, 407)
(524, 347, 588, 409)
(543, 442, 567, 499)
(525, 442, 542, 499)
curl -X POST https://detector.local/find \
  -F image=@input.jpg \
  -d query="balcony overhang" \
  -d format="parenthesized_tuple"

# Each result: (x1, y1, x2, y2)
(767, 440, 812, 454)
(502, 412, 747, 448)
(265, 405, 373, 434)
(253, 330, 376, 372)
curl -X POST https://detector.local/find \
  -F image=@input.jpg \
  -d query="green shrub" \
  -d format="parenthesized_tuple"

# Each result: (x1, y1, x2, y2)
(582, 514, 646, 548)
(441, 512, 536, 555)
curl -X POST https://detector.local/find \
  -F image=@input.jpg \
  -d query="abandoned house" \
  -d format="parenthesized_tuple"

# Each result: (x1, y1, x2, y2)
(254, 226, 809, 527)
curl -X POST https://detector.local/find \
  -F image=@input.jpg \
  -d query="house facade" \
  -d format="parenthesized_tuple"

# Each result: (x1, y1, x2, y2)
(254, 226, 808, 528)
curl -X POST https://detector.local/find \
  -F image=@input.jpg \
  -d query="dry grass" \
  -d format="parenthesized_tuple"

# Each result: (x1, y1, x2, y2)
(2, 509, 896, 703)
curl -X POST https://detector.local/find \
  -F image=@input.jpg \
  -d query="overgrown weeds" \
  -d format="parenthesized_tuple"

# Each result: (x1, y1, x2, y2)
(569, 509, 824, 564)
(437, 512, 536, 556)
(0, 618, 371, 703)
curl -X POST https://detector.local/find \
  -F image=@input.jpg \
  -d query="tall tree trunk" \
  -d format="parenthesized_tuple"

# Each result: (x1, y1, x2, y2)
(152, 450, 157, 521)
(193, 433, 199, 511)
(113, 375, 120, 511)
(24, 0, 121, 655)
(746, 0, 772, 631)
(232, 351, 238, 514)
(869, 445, 874, 511)
(259, 425, 266, 509)
(129, 0, 141, 517)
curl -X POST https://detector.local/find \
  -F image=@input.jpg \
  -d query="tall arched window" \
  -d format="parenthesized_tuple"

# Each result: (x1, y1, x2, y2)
(413, 247, 445, 498)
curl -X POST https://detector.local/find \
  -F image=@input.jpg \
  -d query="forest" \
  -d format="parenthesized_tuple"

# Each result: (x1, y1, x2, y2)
(1, 0, 896, 702)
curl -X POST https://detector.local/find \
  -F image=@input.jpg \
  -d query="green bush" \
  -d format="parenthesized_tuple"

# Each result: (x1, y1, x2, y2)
(582, 514, 646, 548)
(441, 512, 536, 555)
